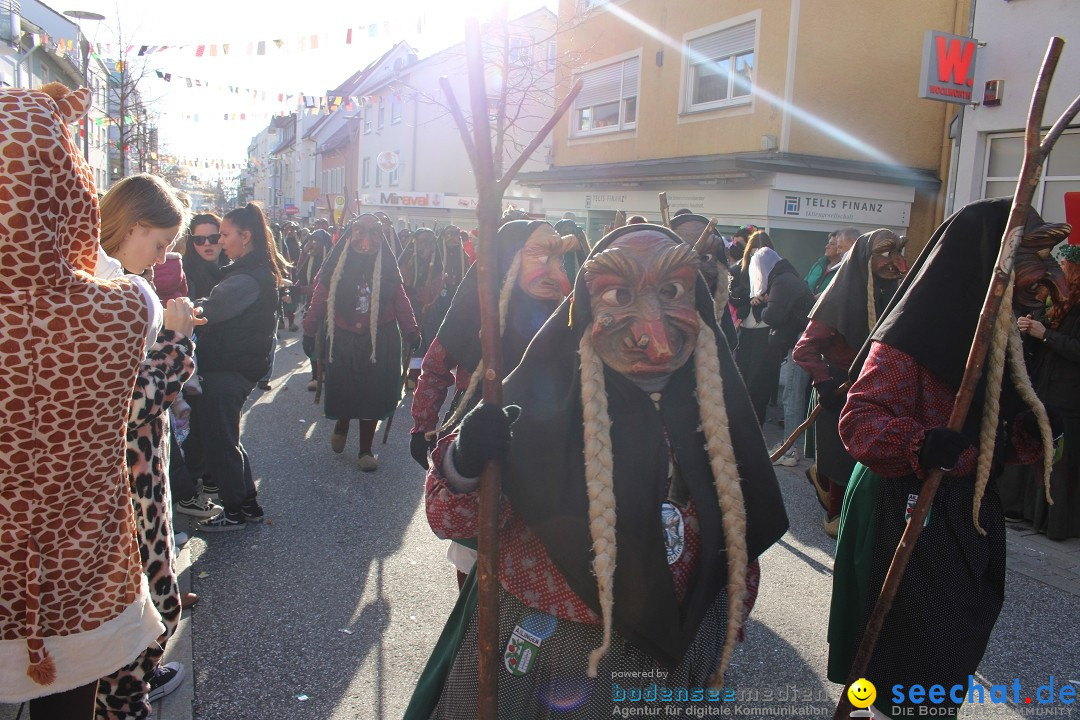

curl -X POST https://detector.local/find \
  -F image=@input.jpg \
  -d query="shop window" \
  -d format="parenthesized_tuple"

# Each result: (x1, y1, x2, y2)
(984, 129, 1080, 224)
(683, 20, 755, 114)
(571, 55, 639, 137)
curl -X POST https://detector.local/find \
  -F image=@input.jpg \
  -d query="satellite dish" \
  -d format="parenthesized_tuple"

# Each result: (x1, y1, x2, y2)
(377, 151, 399, 172)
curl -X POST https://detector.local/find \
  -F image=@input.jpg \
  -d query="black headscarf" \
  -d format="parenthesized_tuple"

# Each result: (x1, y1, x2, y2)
(435, 220, 556, 374)
(669, 213, 739, 349)
(500, 224, 788, 668)
(853, 198, 1040, 446)
(809, 229, 903, 354)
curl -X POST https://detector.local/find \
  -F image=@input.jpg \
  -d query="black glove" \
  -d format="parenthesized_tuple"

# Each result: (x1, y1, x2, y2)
(918, 427, 972, 472)
(814, 379, 846, 414)
(411, 431, 435, 470)
(302, 335, 316, 358)
(452, 403, 521, 478)
(1021, 407, 1065, 441)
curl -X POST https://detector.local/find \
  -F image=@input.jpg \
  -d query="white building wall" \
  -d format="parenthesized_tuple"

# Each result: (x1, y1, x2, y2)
(950, 0, 1080, 222)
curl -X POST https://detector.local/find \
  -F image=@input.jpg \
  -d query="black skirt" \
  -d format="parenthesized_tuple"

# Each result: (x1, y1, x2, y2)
(816, 366, 857, 484)
(324, 323, 403, 421)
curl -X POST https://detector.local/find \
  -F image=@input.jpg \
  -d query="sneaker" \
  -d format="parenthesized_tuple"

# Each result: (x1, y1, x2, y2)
(173, 531, 189, 549)
(358, 452, 378, 472)
(773, 448, 798, 467)
(241, 499, 265, 523)
(307, 379, 317, 392)
(176, 494, 223, 519)
(823, 513, 840, 539)
(257, 381, 272, 391)
(196, 511, 247, 533)
(147, 661, 185, 702)
(805, 465, 830, 513)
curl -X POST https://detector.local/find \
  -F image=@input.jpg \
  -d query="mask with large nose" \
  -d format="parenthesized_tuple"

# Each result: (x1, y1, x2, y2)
(583, 232, 700, 379)
(517, 224, 575, 300)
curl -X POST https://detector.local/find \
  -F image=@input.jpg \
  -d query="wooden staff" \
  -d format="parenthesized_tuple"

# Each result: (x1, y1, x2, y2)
(659, 191, 671, 227)
(613, 209, 627, 230)
(833, 37, 1080, 719)
(768, 382, 849, 463)
(439, 18, 583, 719)
(691, 218, 718, 254)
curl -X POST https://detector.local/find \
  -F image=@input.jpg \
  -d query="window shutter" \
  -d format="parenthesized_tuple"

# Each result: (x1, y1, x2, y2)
(621, 57, 639, 99)
(689, 21, 755, 62)
(575, 61, 624, 108)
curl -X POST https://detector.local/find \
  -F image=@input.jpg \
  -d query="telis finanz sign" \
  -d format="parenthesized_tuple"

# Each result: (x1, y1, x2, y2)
(918, 30, 979, 105)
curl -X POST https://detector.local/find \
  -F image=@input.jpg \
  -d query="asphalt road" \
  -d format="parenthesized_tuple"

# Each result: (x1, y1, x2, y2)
(168, 335, 1080, 719)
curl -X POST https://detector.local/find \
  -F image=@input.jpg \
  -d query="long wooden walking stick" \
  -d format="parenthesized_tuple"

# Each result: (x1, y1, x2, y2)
(833, 37, 1080, 719)
(439, 17, 583, 719)
(768, 382, 849, 463)
(659, 191, 671, 227)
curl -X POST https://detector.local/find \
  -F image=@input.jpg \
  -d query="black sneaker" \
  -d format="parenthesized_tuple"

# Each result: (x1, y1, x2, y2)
(176, 494, 223, 519)
(241, 499, 265, 523)
(196, 510, 246, 533)
(257, 381, 272, 391)
(147, 661, 185, 702)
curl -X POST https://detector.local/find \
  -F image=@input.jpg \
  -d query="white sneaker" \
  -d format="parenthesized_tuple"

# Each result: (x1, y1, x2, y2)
(176, 493, 223, 519)
(773, 449, 799, 467)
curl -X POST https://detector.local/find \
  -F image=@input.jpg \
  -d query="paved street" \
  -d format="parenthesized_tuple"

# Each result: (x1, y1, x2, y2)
(4, 334, 1079, 719)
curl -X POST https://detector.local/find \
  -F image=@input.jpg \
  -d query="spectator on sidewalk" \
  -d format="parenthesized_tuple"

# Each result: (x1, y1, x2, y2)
(182, 213, 226, 301)
(0, 84, 165, 720)
(193, 204, 287, 532)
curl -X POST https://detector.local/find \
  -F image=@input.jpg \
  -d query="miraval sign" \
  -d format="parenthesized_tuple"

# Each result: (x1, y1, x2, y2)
(918, 30, 978, 105)
(362, 192, 445, 208)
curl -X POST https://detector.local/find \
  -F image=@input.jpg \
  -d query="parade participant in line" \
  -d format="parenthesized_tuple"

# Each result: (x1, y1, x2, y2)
(829, 199, 1065, 718)
(295, 228, 334, 391)
(398, 228, 443, 356)
(670, 212, 738, 349)
(405, 224, 787, 719)
(554, 217, 590, 284)
(409, 220, 574, 469)
(1009, 242, 1080, 538)
(192, 204, 286, 531)
(410, 226, 470, 387)
(793, 229, 908, 536)
(302, 214, 418, 472)
(0, 84, 165, 719)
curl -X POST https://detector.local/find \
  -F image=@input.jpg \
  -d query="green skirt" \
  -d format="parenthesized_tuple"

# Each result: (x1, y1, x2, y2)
(826, 462, 880, 684)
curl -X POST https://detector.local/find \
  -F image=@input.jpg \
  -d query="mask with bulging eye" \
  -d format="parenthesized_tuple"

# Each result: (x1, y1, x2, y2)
(584, 234, 700, 379)
(517, 224, 575, 301)
(1014, 222, 1070, 312)
(347, 218, 384, 256)
(869, 230, 909, 281)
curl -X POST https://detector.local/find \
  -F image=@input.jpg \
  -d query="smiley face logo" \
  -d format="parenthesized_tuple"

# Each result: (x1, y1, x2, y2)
(847, 678, 876, 709)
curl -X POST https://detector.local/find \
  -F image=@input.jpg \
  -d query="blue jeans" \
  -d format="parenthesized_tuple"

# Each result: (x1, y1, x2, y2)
(781, 351, 811, 450)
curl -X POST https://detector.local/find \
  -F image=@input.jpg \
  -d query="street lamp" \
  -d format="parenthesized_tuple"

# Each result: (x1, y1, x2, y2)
(64, 10, 105, 162)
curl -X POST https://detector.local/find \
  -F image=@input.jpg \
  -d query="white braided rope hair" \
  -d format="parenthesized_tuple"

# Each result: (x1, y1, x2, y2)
(427, 251, 523, 440)
(576, 317, 748, 685)
(368, 246, 382, 363)
(971, 279, 1055, 534)
(866, 256, 877, 332)
(578, 331, 618, 677)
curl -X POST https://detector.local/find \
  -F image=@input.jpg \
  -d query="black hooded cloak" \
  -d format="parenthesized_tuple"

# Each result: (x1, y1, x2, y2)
(669, 213, 739, 349)
(500, 224, 788, 667)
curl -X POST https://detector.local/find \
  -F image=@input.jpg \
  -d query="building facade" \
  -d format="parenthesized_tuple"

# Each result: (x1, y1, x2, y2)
(519, 0, 970, 272)
(948, 0, 1079, 226)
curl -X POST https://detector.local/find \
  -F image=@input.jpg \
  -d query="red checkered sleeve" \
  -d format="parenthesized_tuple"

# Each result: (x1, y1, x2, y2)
(411, 338, 458, 434)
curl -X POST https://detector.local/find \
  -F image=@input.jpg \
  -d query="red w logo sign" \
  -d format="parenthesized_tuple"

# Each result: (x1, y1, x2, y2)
(935, 36, 976, 86)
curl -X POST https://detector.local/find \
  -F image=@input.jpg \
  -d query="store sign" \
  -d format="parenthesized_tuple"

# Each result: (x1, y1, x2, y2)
(284, 204, 299, 216)
(918, 30, 978, 105)
(362, 192, 445, 208)
(769, 191, 909, 226)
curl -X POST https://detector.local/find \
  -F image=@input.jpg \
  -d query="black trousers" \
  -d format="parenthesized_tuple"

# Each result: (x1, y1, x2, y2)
(736, 326, 783, 425)
(191, 370, 257, 513)
(29, 681, 98, 720)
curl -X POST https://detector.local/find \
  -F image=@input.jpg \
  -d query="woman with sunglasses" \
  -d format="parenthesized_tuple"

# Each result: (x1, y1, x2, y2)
(183, 213, 226, 300)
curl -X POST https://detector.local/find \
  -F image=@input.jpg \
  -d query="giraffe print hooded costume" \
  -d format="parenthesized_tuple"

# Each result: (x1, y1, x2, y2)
(0, 84, 165, 702)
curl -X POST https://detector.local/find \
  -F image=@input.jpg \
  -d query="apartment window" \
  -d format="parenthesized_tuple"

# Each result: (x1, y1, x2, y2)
(375, 165, 382, 188)
(362, 157, 371, 188)
(509, 35, 532, 65)
(572, 56, 639, 137)
(391, 98, 402, 124)
(983, 129, 1080, 224)
(547, 41, 558, 72)
(389, 150, 400, 186)
(684, 20, 755, 113)
(378, 100, 386, 129)
(364, 106, 373, 133)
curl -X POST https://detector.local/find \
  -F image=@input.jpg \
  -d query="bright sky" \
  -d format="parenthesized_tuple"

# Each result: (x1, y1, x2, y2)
(63, 0, 556, 177)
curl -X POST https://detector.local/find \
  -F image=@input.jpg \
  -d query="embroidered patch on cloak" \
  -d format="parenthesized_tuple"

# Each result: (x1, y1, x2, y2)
(504, 624, 542, 676)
